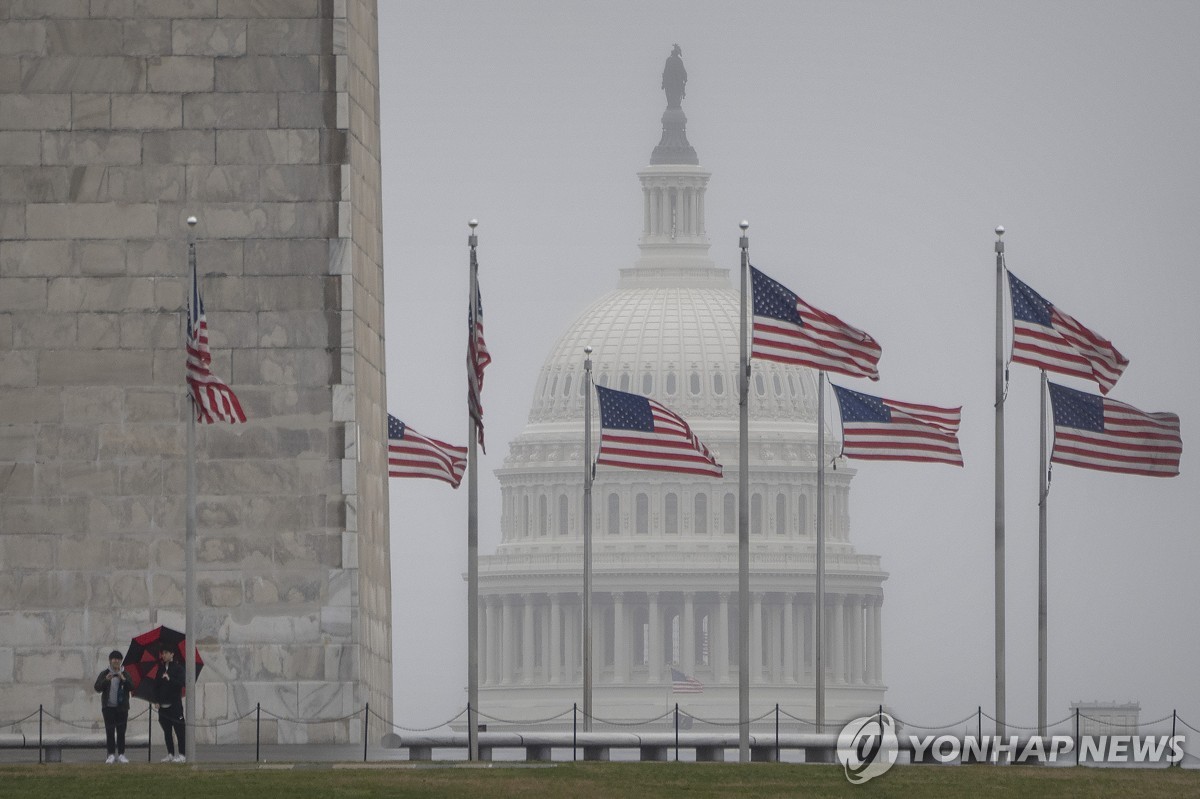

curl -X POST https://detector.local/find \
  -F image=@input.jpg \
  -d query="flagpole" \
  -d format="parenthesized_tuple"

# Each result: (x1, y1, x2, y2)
(737, 221, 750, 763)
(184, 215, 198, 765)
(1038, 369, 1048, 738)
(582, 346, 594, 732)
(466, 220, 480, 761)
(993, 225, 1006, 738)
(815, 370, 826, 735)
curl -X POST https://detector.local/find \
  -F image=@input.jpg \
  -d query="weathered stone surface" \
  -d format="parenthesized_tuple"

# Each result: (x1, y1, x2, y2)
(12, 310, 76, 347)
(121, 19, 172, 55)
(90, 0, 218, 18)
(126, 239, 184, 276)
(172, 18, 247, 56)
(146, 55, 214, 92)
(97, 422, 184, 457)
(21, 56, 144, 93)
(6, 1, 91, 19)
(44, 19, 125, 56)
(142, 129, 215, 164)
(119, 311, 179, 348)
(243, 237, 327, 277)
(220, 0, 321, 19)
(216, 129, 319, 165)
(47, 276, 157, 312)
(27, 203, 157, 239)
(0, 350, 36, 387)
(1, 239, 70, 277)
(248, 18, 324, 55)
(0, 277, 46, 311)
(60, 385, 125, 423)
(258, 310, 334, 348)
(70, 93, 111, 129)
(111, 93, 182, 129)
(42, 131, 142, 165)
(75, 240, 127, 276)
(0, 132, 41, 165)
(124, 387, 181, 422)
(0, 166, 67, 202)
(183, 91, 277, 128)
(0, 93, 70, 129)
(184, 164, 263, 202)
(0, 22, 47, 56)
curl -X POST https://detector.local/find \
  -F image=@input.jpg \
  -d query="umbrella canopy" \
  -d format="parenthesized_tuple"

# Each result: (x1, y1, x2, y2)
(123, 625, 204, 702)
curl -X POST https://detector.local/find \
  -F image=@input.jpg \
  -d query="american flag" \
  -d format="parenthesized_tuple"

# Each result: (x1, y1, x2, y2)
(1047, 382, 1181, 478)
(467, 282, 491, 452)
(186, 247, 245, 424)
(750, 265, 881, 380)
(670, 667, 704, 693)
(1008, 271, 1128, 394)
(831, 384, 963, 466)
(387, 414, 467, 488)
(595, 385, 722, 477)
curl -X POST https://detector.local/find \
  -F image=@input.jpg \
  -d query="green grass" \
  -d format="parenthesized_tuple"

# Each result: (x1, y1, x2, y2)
(0, 762, 1196, 799)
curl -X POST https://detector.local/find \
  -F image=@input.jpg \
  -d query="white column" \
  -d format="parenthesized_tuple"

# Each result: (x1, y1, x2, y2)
(482, 598, 495, 686)
(849, 595, 863, 685)
(872, 597, 883, 685)
(716, 592, 730, 683)
(682, 592, 696, 676)
(613, 592, 627, 684)
(642, 187, 651, 235)
(549, 594, 562, 685)
(522, 595, 535, 684)
(863, 596, 875, 686)
(501, 597, 515, 685)
(564, 602, 577, 684)
(648, 592, 662, 684)
(783, 596, 795, 684)
(802, 594, 814, 678)
(831, 594, 844, 684)
(540, 595, 552, 683)
(750, 593, 763, 684)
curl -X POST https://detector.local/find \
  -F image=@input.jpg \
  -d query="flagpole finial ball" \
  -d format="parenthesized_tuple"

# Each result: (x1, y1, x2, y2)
(995, 225, 1005, 237)
(740, 220, 749, 231)
(186, 216, 197, 227)
(584, 346, 593, 355)
(469, 219, 478, 229)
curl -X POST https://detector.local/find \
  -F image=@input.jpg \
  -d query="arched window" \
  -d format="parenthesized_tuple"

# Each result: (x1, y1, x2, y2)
(689, 371, 701, 396)
(776, 493, 787, 536)
(562, 374, 573, 397)
(642, 373, 653, 394)
(665, 371, 677, 395)
(723, 492, 735, 535)
(636, 493, 649, 535)
(598, 372, 609, 387)
(607, 492, 620, 535)
(619, 372, 631, 391)
(521, 495, 530, 538)
(538, 495, 548, 536)
(754, 373, 766, 397)
(558, 494, 569, 536)
(751, 493, 762, 535)
(694, 493, 708, 535)
(548, 375, 558, 397)
(787, 373, 799, 397)
(773, 374, 784, 397)
(712, 372, 724, 395)
(797, 494, 808, 536)
(664, 493, 679, 534)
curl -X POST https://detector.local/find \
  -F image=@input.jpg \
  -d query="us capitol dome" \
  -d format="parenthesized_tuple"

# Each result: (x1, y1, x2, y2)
(476, 49, 886, 726)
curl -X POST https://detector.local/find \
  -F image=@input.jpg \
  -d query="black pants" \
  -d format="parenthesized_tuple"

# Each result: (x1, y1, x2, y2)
(101, 706, 128, 755)
(158, 703, 185, 756)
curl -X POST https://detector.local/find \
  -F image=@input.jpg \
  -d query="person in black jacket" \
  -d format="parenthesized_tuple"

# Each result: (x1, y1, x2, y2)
(94, 650, 134, 764)
(153, 647, 186, 763)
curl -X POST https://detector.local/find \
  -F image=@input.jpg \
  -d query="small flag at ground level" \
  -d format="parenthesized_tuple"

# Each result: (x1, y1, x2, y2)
(1008, 272, 1128, 394)
(468, 283, 491, 452)
(831, 385, 963, 466)
(750, 265, 881, 380)
(387, 414, 467, 488)
(595, 385, 722, 477)
(1047, 382, 1181, 477)
(671, 667, 704, 693)
(186, 249, 245, 424)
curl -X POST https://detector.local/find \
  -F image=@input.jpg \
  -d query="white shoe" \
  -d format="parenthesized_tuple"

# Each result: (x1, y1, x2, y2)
(105, 754, 115, 764)
(117, 754, 129, 764)
(173, 754, 186, 763)
(162, 754, 175, 762)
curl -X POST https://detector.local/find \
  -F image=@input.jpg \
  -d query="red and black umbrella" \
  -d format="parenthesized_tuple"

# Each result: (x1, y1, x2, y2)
(123, 625, 204, 702)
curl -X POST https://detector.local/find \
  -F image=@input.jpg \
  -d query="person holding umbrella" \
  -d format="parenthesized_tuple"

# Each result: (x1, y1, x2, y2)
(93, 650, 134, 764)
(153, 647, 186, 763)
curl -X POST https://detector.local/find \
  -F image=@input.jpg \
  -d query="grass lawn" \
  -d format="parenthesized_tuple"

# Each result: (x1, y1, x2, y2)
(0, 762, 1197, 799)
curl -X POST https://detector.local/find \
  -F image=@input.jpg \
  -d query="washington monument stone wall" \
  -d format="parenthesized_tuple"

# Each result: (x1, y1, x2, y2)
(0, 0, 391, 743)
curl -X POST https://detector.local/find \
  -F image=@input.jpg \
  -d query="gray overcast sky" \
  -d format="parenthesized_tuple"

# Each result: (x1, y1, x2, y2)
(378, 1, 1200, 733)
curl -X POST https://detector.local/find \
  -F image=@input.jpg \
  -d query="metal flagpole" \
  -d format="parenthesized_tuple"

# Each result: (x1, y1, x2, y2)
(1038, 369, 1048, 738)
(466, 220, 480, 761)
(184, 216, 198, 765)
(582, 347, 594, 732)
(993, 225, 1007, 737)
(815, 370, 826, 735)
(737, 221, 750, 762)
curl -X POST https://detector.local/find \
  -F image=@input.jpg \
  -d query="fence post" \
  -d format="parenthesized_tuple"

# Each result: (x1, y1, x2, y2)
(977, 705, 982, 743)
(775, 703, 780, 762)
(674, 703, 679, 762)
(255, 702, 261, 763)
(572, 702, 577, 761)
(148, 705, 153, 762)
(1172, 709, 1178, 765)
(37, 704, 42, 765)
(363, 702, 369, 763)
(1075, 707, 1080, 766)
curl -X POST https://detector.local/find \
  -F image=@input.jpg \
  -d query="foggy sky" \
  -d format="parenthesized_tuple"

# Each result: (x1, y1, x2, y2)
(378, 1, 1200, 737)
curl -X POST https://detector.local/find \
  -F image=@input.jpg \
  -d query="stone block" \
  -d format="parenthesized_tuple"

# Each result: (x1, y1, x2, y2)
(119, 311, 178, 349)
(196, 238, 245, 276)
(87, 495, 153, 534)
(108, 573, 150, 605)
(243, 237, 326, 277)
(19, 570, 90, 608)
(0, 204, 25, 238)
(183, 92, 277, 128)
(60, 385, 124, 422)
(236, 347, 334, 387)
(0, 21, 46, 56)
(90, 0, 218, 17)
(111, 93, 182, 129)
(55, 461, 120, 496)
(0, 424, 37, 461)
(224, 613, 320, 647)
(0, 93, 71, 130)
(71, 93, 111, 129)
(154, 276, 183, 311)
(21, 56, 144, 93)
(203, 576, 244, 608)
(53, 535, 110, 571)
(42, 131, 142, 165)
(0, 166, 69, 202)
(0, 132, 41, 165)
(27, 203, 157, 239)
(0, 239, 70, 277)
(97, 422, 184, 457)
(44, 19, 125, 55)
(278, 90, 332, 128)
(150, 573, 183, 606)
(127, 239, 184, 277)
(0, 277, 46, 311)
(47, 276, 157, 311)
(0, 462, 35, 494)
(216, 129, 319, 164)
(146, 56, 214, 93)
(0, 649, 12, 682)
(6, 0, 91, 17)
(216, 54, 318, 92)
(298, 680, 350, 719)
(184, 164, 263, 202)
(74, 312, 121, 347)
(0, 350, 36, 387)
(219, 0, 321, 18)
(11, 309, 75, 347)
(257, 311, 334, 348)
(173, 19, 247, 56)
(248, 18, 324, 55)
(124, 387, 180, 422)
(0, 613, 54, 648)
(0, 57, 18, 92)
(260, 164, 339, 201)
(142, 129, 215, 165)
(75, 240, 126, 276)
(122, 19, 172, 55)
